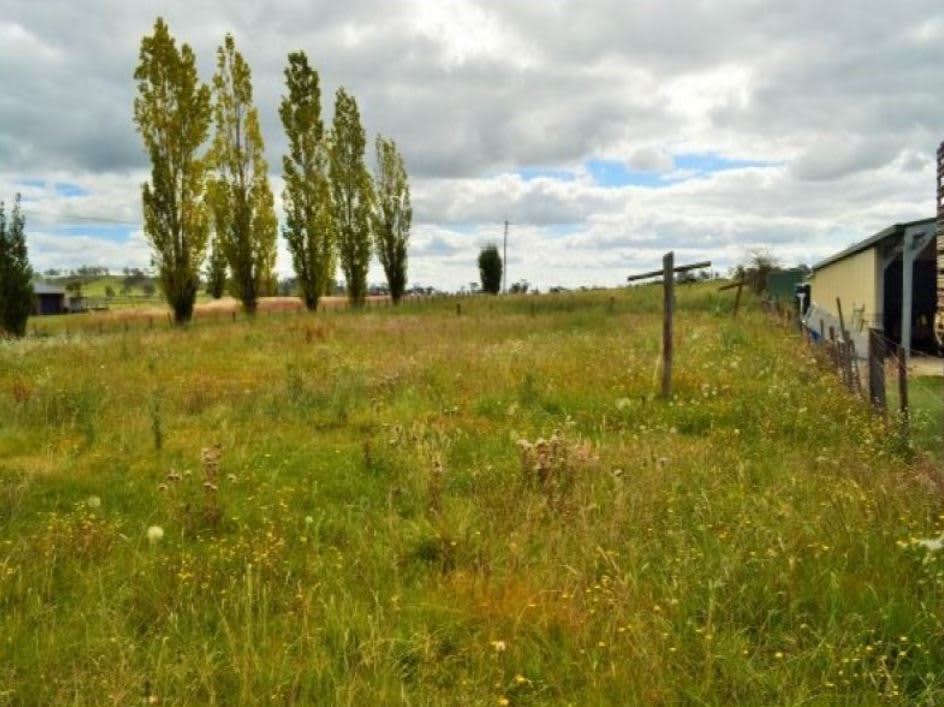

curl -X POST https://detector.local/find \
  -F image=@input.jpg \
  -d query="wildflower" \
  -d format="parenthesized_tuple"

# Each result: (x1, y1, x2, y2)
(914, 537, 944, 553)
(514, 674, 528, 685)
(147, 526, 164, 544)
(86, 495, 101, 509)
(490, 640, 507, 653)
(305, 516, 314, 526)
(497, 698, 509, 706)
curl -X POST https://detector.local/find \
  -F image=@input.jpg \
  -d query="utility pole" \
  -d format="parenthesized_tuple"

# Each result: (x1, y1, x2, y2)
(503, 219, 508, 294)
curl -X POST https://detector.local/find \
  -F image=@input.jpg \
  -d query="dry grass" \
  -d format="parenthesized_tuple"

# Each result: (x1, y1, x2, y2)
(1, 285, 943, 705)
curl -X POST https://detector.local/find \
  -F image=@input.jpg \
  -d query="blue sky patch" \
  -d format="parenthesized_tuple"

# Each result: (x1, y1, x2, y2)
(15, 178, 90, 197)
(517, 167, 576, 182)
(674, 153, 774, 173)
(586, 152, 777, 189)
(586, 160, 668, 188)
(55, 223, 136, 242)
(55, 182, 89, 197)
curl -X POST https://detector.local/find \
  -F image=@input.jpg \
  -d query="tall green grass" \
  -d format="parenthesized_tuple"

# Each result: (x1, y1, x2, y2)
(1, 284, 942, 704)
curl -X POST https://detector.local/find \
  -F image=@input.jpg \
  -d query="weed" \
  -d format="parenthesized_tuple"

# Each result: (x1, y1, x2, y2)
(149, 389, 163, 451)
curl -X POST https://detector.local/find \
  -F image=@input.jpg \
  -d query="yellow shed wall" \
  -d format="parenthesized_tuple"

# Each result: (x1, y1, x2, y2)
(811, 248, 881, 327)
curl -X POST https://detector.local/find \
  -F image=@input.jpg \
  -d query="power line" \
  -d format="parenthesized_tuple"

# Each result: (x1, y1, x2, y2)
(24, 214, 140, 225)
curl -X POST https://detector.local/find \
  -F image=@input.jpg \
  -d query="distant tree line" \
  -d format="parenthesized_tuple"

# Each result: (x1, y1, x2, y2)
(133, 18, 413, 324)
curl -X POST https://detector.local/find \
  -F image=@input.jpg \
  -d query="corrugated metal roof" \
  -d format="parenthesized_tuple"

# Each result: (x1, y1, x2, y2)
(32, 282, 66, 295)
(812, 217, 936, 271)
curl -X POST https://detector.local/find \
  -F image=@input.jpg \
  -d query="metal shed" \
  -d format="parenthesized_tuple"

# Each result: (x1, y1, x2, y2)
(32, 282, 67, 316)
(809, 217, 937, 356)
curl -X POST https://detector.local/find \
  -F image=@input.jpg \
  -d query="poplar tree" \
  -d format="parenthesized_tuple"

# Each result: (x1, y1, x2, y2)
(133, 17, 212, 324)
(372, 134, 411, 304)
(0, 195, 33, 338)
(204, 234, 227, 298)
(280, 51, 334, 310)
(209, 33, 277, 315)
(329, 88, 373, 307)
(478, 244, 502, 295)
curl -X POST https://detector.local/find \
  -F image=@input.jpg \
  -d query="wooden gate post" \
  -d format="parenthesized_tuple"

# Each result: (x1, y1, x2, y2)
(867, 328, 886, 415)
(662, 251, 674, 398)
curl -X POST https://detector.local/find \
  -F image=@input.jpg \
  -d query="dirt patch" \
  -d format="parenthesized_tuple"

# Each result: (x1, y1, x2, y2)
(83, 295, 391, 322)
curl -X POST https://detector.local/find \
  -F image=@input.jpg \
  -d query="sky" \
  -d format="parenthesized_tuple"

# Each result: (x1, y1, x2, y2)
(1, 0, 942, 291)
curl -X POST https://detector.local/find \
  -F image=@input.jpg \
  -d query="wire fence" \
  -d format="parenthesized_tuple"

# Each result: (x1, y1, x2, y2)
(767, 297, 944, 456)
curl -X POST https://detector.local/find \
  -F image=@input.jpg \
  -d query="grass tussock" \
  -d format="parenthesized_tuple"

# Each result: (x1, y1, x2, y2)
(0, 285, 943, 705)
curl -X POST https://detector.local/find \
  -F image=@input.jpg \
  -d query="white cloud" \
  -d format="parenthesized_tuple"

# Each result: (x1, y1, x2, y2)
(0, 0, 941, 290)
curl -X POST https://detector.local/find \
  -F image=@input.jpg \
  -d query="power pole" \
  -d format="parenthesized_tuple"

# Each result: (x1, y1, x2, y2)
(503, 219, 508, 294)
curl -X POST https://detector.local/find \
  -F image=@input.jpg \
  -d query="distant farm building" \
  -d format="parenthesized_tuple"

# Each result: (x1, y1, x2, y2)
(32, 282, 67, 315)
(808, 217, 936, 354)
(766, 268, 807, 301)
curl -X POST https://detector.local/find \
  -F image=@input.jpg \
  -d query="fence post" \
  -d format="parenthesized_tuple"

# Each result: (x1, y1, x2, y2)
(662, 251, 674, 398)
(848, 340, 862, 394)
(828, 326, 837, 369)
(733, 282, 743, 318)
(868, 328, 886, 415)
(456, 302, 461, 317)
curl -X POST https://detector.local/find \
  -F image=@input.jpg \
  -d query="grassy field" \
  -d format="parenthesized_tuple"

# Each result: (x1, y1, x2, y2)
(41, 275, 163, 302)
(2, 285, 944, 704)
(888, 374, 944, 458)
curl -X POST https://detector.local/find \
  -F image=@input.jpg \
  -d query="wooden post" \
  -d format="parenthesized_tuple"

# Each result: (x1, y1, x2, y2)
(609, 296, 615, 313)
(231, 311, 236, 322)
(662, 251, 674, 398)
(849, 340, 862, 394)
(868, 328, 887, 414)
(819, 319, 825, 340)
(836, 298, 850, 343)
(456, 302, 461, 317)
(836, 340, 847, 388)
(733, 282, 743, 318)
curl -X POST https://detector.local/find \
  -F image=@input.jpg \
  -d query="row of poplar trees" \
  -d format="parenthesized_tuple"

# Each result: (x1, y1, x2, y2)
(134, 18, 412, 324)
